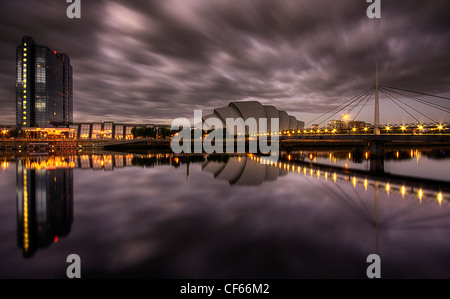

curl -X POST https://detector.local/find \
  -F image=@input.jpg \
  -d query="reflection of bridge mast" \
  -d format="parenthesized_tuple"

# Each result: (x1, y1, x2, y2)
(374, 181, 380, 251)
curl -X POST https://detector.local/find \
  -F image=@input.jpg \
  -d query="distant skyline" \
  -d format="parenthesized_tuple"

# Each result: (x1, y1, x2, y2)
(1, 0, 449, 125)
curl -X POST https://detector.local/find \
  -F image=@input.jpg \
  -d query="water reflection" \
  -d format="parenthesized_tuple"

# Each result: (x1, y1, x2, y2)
(2, 147, 450, 278)
(199, 153, 449, 204)
(203, 156, 288, 186)
(16, 157, 73, 258)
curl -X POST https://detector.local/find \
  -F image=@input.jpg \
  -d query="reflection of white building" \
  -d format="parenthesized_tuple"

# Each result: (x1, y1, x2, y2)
(202, 156, 288, 186)
(203, 101, 305, 133)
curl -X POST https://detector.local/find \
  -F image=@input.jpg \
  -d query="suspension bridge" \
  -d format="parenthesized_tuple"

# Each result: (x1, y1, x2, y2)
(280, 65, 450, 142)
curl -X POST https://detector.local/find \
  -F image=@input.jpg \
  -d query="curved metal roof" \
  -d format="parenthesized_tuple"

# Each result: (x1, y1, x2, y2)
(229, 101, 266, 121)
(289, 116, 298, 130)
(202, 101, 304, 133)
(263, 105, 280, 132)
(278, 110, 290, 131)
(214, 106, 242, 123)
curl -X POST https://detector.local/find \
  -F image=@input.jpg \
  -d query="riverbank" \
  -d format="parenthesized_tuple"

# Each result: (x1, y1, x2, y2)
(2, 138, 450, 154)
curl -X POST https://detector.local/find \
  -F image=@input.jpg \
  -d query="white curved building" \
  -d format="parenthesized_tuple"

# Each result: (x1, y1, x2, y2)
(203, 101, 304, 133)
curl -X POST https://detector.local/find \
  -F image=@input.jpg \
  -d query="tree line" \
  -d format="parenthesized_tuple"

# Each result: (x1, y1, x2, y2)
(131, 127, 174, 139)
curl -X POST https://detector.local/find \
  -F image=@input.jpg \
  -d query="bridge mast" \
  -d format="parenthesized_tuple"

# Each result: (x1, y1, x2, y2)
(374, 64, 380, 135)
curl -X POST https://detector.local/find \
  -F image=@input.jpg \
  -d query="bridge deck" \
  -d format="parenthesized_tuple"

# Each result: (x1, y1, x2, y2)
(281, 134, 450, 142)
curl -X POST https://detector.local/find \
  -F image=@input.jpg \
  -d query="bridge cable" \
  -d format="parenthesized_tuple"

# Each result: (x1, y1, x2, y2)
(345, 88, 374, 116)
(352, 88, 375, 122)
(319, 87, 375, 126)
(381, 86, 450, 114)
(315, 87, 375, 126)
(305, 86, 374, 125)
(380, 89, 421, 123)
(380, 88, 438, 124)
(380, 85, 450, 101)
(305, 86, 373, 125)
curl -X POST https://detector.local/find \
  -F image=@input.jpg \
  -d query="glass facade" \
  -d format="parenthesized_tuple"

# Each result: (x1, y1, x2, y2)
(69, 122, 166, 139)
(69, 125, 78, 136)
(16, 36, 73, 129)
(114, 125, 124, 139)
(125, 126, 134, 140)
(91, 124, 102, 139)
(79, 124, 90, 139)
(103, 123, 113, 139)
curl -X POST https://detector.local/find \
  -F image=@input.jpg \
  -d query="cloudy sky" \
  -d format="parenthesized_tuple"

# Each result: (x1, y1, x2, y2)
(0, 0, 449, 125)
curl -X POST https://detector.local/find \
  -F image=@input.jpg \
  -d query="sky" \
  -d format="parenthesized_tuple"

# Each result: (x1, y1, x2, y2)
(0, 0, 449, 125)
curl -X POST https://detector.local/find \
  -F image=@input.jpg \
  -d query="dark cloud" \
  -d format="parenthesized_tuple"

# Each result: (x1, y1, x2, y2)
(0, 0, 449, 124)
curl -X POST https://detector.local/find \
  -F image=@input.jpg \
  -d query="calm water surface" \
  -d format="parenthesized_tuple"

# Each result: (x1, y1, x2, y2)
(0, 147, 450, 278)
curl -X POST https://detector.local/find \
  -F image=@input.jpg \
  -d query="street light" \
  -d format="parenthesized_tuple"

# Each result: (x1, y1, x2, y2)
(2, 129, 7, 140)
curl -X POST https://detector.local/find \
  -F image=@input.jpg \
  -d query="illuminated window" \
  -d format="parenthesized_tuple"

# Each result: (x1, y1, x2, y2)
(23, 117, 26, 120)
(23, 64, 27, 67)
(23, 96, 26, 99)
(23, 90, 27, 94)
(23, 79, 26, 83)
(23, 111, 26, 114)
(24, 53, 27, 57)
(24, 43, 27, 46)
(23, 69, 27, 73)
(23, 101, 27, 104)
(23, 122, 26, 125)
(24, 48, 27, 52)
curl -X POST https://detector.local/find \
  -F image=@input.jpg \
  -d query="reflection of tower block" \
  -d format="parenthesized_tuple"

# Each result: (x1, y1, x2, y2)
(16, 159, 73, 258)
